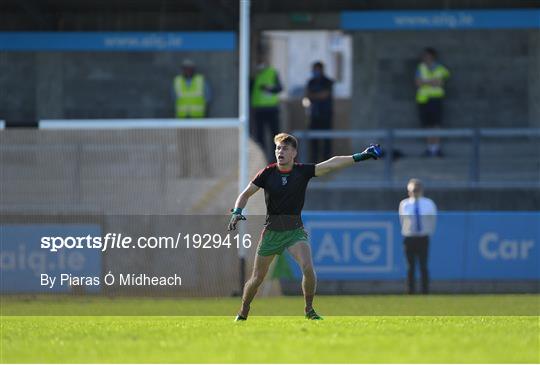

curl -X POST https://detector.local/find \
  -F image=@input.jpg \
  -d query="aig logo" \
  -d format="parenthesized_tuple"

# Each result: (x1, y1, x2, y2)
(306, 221, 393, 273)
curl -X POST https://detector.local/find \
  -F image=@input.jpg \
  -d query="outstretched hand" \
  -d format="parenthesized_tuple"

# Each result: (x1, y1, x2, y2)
(355, 144, 382, 161)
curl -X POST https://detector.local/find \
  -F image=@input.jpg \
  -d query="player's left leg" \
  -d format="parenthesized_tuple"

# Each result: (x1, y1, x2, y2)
(287, 241, 322, 319)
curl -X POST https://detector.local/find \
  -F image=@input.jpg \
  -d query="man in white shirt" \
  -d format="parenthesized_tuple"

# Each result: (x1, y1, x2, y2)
(398, 178, 437, 294)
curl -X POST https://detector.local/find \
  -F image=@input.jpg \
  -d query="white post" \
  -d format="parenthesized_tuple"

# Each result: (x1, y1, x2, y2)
(238, 0, 250, 200)
(237, 0, 250, 288)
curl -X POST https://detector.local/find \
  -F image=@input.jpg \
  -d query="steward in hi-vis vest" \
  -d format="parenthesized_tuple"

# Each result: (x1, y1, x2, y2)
(416, 62, 450, 104)
(250, 59, 283, 162)
(251, 66, 280, 108)
(174, 59, 209, 118)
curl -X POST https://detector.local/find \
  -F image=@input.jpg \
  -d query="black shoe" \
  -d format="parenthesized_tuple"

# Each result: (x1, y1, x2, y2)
(305, 308, 323, 320)
(234, 314, 247, 322)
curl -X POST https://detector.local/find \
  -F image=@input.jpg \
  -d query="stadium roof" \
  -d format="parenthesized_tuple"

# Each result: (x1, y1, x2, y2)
(1, 0, 538, 30)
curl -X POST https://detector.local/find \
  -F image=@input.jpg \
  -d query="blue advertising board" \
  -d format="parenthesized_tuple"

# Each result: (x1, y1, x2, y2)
(0, 224, 102, 293)
(0, 32, 236, 51)
(341, 9, 540, 30)
(288, 211, 539, 281)
(465, 213, 540, 279)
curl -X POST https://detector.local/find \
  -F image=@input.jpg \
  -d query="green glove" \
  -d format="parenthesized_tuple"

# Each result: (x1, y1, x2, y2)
(228, 208, 246, 231)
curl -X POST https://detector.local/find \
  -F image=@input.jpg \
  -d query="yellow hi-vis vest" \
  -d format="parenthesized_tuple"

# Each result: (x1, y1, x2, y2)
(174, 74, 206, 118)
(416, 63, 450, 104)
(251, 67, 279, 108)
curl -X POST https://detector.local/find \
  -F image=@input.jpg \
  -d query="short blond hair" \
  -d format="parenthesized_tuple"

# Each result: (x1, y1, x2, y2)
(274, 133, 298, 149)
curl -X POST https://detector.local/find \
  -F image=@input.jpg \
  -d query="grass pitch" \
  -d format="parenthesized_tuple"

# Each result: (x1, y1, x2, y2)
(1, 295, 539, 363)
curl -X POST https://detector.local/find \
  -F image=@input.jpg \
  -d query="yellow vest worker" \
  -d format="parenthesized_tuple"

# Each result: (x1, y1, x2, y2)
(250, 64, 283, 162)
(416, 63, 450, 104)
(174, 73, 207, 118)
(251, 66, 280, 108)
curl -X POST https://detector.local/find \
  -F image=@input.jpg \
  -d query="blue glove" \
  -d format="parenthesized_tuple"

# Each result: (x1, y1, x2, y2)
(353, 144, 382, 162)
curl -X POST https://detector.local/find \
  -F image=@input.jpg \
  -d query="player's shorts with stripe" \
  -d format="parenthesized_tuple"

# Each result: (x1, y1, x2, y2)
(257, 227, 309, 256)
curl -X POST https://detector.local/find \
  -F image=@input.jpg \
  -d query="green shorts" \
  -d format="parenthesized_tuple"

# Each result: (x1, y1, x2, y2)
(257, 227, 309, 256)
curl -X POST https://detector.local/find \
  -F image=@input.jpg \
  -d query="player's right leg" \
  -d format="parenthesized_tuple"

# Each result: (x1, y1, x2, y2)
(236, 253, 275, 321)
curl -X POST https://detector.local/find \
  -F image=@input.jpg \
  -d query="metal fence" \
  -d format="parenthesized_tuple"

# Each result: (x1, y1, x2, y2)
(293, 128, 540, 189)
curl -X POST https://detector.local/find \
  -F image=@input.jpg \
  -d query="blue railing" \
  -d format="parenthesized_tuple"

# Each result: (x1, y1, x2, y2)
(292, 128, 540, 189)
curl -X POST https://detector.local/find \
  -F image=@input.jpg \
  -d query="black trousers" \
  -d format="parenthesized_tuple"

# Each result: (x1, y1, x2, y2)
(418, 98, 443, 128)
(309, 114, 332, 162)
(403, 236, 430, 294)
(253, 108, 280, 162)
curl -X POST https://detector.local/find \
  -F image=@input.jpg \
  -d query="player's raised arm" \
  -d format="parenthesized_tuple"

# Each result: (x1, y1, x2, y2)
(315, 144, 382, 177)
(228, 182, 260, 231)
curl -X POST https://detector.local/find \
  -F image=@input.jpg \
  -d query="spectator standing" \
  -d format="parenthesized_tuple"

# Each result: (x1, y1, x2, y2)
(415, 48, 450, 157)
(251, 55, 283, 162)
(306, 61, 333, 162)
(399, 179, 437, 294)
(173, 59, 212, 176)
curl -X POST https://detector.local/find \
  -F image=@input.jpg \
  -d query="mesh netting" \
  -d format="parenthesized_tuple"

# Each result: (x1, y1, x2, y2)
(0, 127, 268, 297)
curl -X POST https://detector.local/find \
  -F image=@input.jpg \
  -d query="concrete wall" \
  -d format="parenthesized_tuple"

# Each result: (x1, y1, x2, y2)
(305, 188, 540, 211)
(529, 30, 540, 128)
(0, 51, 237, 124)
(351, 29, 539, 129)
